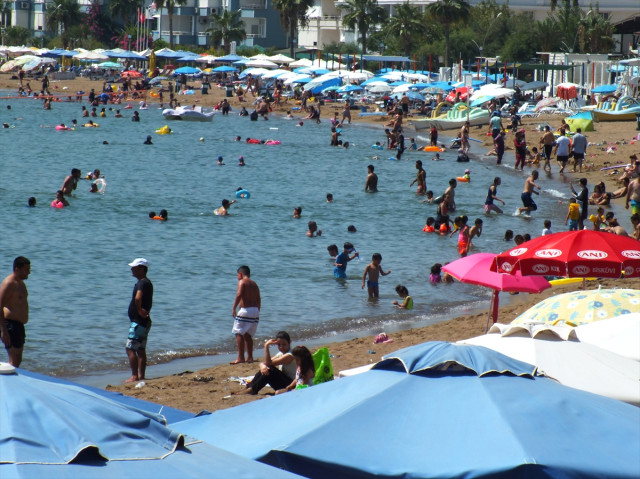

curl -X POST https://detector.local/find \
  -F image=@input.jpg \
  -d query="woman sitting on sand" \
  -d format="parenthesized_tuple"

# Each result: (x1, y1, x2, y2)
(275, 346, 315, 394)
(241, 331, 296, 395)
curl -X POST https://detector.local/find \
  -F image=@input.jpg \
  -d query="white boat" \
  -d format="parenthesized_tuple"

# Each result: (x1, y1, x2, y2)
(162, 106, 215, 121)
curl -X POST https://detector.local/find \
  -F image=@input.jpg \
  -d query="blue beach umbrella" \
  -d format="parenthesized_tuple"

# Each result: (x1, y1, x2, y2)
(174, 341, 640, 479)
(403, 91, 425, 101)
(470, 94, 496, 107)
(337, 84, 363, 93)
(591, 84, 618, 94)
(0, 367, 303, 478)
(97, 61, 124, 69)
(322, 85, 340, 92)
(210, 65, 237, 73)
(173, 66, 201, 75)
(215, 53, 245, 62)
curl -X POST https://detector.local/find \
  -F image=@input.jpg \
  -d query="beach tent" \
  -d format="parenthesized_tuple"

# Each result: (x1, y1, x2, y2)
(0, 365, 302, 479)
(173, 342, 640, 479)
(459, 323, 640, 405)
(565, 111, 594, 132)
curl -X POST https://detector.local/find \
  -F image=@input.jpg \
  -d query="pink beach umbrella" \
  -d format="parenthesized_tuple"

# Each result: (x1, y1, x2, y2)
(442, 253, 551, 330)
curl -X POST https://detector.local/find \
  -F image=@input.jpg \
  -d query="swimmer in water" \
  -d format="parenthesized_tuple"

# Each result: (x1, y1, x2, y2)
(144, 136, 153, 145)
(215, 199, 236, 216)
(217, 156, 224, 165)
(238, 156, 245, 166)
(293, 207, 302, 218)
(89, 183, 99, 193)
(28, 197, 36, 207)
(326, 193, 333, 203)
(306, 221, 322, 237)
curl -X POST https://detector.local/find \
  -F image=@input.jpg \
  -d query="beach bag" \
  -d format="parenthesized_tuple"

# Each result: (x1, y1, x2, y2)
(312, 347, 334, 385)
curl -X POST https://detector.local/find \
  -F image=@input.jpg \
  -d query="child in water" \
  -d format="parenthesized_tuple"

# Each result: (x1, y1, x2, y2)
(392, 285, 413, 309)
(334, 242, 358, 279)
(423, 217, 436, 232)
(214, 199, 235, 216)
(361, 253, 392, 298)
(429, 263, 442, 284)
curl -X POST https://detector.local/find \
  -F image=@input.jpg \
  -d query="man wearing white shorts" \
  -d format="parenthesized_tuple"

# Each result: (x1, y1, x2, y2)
(231, 265, 261, 364)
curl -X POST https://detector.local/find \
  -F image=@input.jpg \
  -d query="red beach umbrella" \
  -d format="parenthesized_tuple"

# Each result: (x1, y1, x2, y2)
(491, 230, 640, 279)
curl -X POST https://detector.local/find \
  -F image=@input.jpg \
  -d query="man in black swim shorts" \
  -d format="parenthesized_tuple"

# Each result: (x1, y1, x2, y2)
(0, 256, 31, 367)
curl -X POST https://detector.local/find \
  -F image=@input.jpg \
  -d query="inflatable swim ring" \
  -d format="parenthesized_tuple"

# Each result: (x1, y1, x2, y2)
(82, 123, 99, 127)
(93, 178, 106, 193)
(423, 146, 445, 152)
(55, 125, 71, 131)
(235, 189, 251, 199)
(456, 177, 470, 182)
(371, 145, 384, 150)
(155, 126, 171, 134)
(265, 140, 280, 145)
(51, 200, 64, 209)
(423, 225, 435, 233)
(246, 138, 261, 144)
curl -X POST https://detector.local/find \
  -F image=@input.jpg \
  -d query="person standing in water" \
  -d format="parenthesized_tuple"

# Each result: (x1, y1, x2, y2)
(0, 257, 31, 367)
(231, 265, 261, 365)
(365, 165, 378, 192)
(125, 258, 153, 383)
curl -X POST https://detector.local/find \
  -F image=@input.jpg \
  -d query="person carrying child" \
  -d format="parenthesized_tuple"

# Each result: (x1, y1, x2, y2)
(362, 253, 391, 298)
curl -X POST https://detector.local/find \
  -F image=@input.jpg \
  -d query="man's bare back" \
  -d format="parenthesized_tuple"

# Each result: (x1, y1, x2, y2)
(236, 277, 261, 310)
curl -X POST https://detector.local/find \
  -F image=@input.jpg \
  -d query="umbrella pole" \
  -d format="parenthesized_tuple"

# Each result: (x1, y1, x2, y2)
(486, 290, 499, 333)
(582, 277, 586, 290)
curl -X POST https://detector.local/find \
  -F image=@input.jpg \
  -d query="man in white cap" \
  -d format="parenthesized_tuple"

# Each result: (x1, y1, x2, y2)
(125, 258, 153, 383)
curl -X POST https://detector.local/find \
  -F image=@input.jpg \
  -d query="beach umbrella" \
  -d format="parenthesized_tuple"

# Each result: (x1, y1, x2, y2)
(288, 58, 313, 67)
(459, 323, 640, 405)
(245, 58, 278, 69)
(153, 48, 184, 59)
(391, 84, 411, 94)
(121, 70, 143, 78)
(367, 84, 392, 93)
(321, 85, 340, 93)
(0, 60, 17, 72)
(73, 51, 109, 62)
(194, 54, 217, 64)
(574, 313, 640, 361)
(239, 67, 270, 79)
(42, 48, 78, 58)
(215, 53, 246, 63)
(268, 54, 295, 64)
(511, 288, 640, 326)
(492, 230, 640, 278)
(173, 341, 640, 479)
(210, 65, 237, 73)
(337, 84, 363, 93)
(173, 66, 201, 75)
(591, 84, 618, 94)
(0, 366, 303, 478)
(470, 95, 496, 107)
(443, 253, 551, 328)
(503, 78, 526, 88)
(521, 80, 548, 91)
(403, 91, 425, 101)
(97, 61, 123, 69)
(534, 96, 560, 111)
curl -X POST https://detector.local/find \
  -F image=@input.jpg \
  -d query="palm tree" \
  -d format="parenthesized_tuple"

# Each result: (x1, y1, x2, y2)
(535, 18, 559, 53)
(577, 9, 614, 53)
(154, 0, 188, 49)
(45, 0, 83, 49)
(426, 0, 470, 67)
(383, 3, 427, 57)
(339, 0, 387, 55)
(207, 9, 246, 54)
(272, 0, 315, 58)
(109, 0, 138, 26)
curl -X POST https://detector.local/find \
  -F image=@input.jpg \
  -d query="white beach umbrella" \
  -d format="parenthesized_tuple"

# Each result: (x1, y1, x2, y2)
(289, 58, 313, 67)
(268, 54, 295, 64)
(74, 51, 110, 61)
(262, 68, 290, 79)
(195, 54, 218, 64)
(392, 84, 412, 94)
(574, 313, 640, 362)
(368, 84, 393, 93)
(240, 67, 270, 77)
(283, 74, 310, 86)
(250, 53, 272, 60)
(245, 58, 278, 69)
(460, 323, 640, 406)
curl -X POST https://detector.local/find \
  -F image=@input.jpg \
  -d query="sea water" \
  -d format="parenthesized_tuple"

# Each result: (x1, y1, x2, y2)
(0, 94, 575, 379)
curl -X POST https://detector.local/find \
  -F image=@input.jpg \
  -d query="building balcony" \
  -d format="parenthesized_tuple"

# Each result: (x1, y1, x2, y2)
(238, 0, 266, 10)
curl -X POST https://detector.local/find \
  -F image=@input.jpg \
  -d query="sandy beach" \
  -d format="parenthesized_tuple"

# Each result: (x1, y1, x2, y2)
(2, 73, 638, 414)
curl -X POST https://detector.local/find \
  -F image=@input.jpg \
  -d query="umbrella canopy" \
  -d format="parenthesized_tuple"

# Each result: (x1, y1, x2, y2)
(492, 230, 640, 278)
(121, 70, 142, 78)
(521, 80, 549, 91)
(443, 253, 551, 326)
(215, 53, 246, 62)
(0, 366, 302, 478)
(153, 48, 184, 59)
(460, 323, 640, 405)
(337, 84, 363, 93)
(574, 313, 640, 361)
(245, 59, 278, 69)
(366, 84, 392, 93)
(268, 54, 295, 64)
(97, 61, 124, 69)
(173, 66, 201, 75)
(403, 91, 425, 101)
(42, 48, 78, 58)
(446, 86, 470, 102)
(591, 84, 619, 94)
(105, 49, 146, 60)
(74, 51, 109, 62)
(512, 288, 640, 326)
(288, 58, 313, 67)
(173, 341, 640, 479)
(210, 65, 237, 73)
(194, 54, 217, 64)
